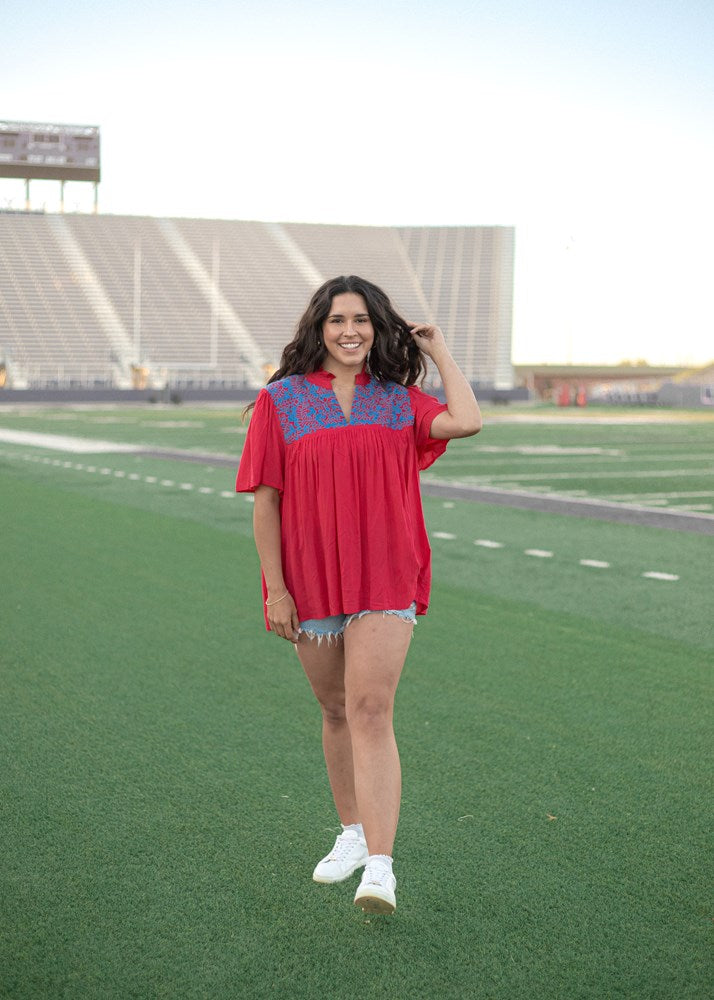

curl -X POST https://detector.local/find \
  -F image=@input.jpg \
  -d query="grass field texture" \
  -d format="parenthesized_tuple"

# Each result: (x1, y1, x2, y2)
(1, 405, 712, 999)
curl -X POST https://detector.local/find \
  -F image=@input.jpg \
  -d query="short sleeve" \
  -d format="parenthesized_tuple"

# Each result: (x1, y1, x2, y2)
(407, 385, 450, 471)
(236, 389, 285, 494)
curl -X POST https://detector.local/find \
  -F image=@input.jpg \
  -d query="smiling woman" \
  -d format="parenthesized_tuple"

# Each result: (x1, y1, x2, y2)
(236, 274, 481, 915)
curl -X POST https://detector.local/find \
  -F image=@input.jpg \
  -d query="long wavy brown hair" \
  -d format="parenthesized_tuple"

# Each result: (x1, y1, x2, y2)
(244, 275, 426, 415)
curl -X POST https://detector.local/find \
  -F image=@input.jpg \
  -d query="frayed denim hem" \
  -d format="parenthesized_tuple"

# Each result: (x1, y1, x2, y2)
(297, 629, 344, 647)
(298, 604, 417, 644)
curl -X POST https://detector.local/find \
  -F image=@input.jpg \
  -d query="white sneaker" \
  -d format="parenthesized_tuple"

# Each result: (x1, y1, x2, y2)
(353, 858, 397, 914)
(312, 830, 369, 884)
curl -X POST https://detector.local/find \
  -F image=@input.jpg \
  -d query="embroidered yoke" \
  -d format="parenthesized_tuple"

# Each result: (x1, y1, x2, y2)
(236, 369, 449, 629)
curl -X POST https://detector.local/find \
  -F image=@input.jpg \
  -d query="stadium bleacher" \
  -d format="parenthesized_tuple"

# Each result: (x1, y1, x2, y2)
(0, 212, 515, 391)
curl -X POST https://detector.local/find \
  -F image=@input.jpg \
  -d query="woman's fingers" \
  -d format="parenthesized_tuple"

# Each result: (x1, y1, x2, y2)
(409, 322, 448, 359)
(268, 595, 300, 643)
(290, 607, 301, 643)
(410, 323, 443, 337)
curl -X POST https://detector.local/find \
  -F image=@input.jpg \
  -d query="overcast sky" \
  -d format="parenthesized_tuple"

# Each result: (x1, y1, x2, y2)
(3, 0, 713, 366)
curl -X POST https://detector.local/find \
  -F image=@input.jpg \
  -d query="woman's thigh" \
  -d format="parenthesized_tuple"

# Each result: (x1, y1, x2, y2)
(343, 612, 413, 709)
(295, 631, 347, 711)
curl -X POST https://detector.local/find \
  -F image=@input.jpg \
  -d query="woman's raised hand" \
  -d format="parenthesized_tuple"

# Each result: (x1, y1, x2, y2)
(408, 323, 449, 360)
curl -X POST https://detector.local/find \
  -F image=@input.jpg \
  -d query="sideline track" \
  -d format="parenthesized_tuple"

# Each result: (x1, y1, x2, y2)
(2, 427, 712, 535)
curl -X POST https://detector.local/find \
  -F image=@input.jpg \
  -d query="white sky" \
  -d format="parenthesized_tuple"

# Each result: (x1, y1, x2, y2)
(3, 0, 713, 366)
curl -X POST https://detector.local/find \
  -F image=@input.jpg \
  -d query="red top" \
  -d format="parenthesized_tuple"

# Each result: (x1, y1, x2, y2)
(236, 368, 449, 629)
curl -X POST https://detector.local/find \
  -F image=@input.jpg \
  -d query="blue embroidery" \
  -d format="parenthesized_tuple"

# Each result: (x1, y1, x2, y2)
(266, 375, 413, 444)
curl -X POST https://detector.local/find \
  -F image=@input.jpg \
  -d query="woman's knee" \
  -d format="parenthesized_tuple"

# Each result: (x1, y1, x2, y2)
(345, 693, 393, 733)
(319, 696, 348, 726)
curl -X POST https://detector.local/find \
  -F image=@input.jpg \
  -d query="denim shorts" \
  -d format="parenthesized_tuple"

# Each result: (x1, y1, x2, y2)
(299, 602, 417, 643)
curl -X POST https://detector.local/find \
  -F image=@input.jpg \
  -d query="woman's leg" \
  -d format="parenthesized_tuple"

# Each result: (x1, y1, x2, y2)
(343, 614, 413, 856)
(295, 635, 359, 824)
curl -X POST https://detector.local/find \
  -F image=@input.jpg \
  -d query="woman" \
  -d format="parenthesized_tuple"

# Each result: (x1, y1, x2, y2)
(236, 275, 481, 914)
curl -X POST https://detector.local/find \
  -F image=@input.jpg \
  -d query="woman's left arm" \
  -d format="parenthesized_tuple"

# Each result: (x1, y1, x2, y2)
(410, 324, 483, 440)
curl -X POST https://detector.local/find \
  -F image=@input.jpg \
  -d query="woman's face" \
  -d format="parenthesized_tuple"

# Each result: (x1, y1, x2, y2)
(321, 292, 375, 376)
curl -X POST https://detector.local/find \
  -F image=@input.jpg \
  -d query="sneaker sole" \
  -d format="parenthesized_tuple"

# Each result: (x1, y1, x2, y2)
(312, 859, 367, 884)
(353, 889, 396, 915)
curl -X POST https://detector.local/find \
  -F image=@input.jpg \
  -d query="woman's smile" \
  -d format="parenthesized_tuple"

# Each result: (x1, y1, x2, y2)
(322, 292, 375, 375)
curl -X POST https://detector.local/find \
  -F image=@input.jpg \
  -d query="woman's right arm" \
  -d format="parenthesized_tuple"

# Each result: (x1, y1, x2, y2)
(253, 484, 300, 643)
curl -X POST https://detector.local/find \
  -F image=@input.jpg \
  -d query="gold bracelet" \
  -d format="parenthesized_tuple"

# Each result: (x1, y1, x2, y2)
(265, 591, 289, 607)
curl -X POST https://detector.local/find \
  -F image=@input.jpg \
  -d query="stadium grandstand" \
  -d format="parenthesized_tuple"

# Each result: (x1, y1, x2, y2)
(0, 212, 515, 396)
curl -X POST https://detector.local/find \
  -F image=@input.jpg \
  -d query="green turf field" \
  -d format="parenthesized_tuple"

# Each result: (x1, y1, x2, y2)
(1, 406, 712, 999)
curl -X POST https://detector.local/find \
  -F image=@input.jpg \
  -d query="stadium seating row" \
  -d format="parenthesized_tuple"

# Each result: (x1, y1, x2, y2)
(0, 212, 515, 389)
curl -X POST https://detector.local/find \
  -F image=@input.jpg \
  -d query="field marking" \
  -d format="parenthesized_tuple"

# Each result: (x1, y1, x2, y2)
(604, 491, 714, 500)
(0, 428, 142, 453)
(140, 420, 205, 428)
(454, 468, 713, 483)
(477, 446, 624, 455)
(432, 452, 712, 469)
(0, 449, 686, 580)
(421, 478, 714, 531)
(483, 412, 714, 424)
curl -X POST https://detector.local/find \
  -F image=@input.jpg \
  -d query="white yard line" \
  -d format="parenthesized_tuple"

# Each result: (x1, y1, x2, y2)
(483, 413, 714, 425)
(0, 428, 142, 453)
(0, 448, 687, 581)
(604, 491, 714, 500)
(422, 477, 714, 523)
(459, 468, 713, 482)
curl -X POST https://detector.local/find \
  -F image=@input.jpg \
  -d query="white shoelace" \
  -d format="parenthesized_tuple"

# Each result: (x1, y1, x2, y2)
(328, 832, 362, 862)
(362, 860, 393, 887)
